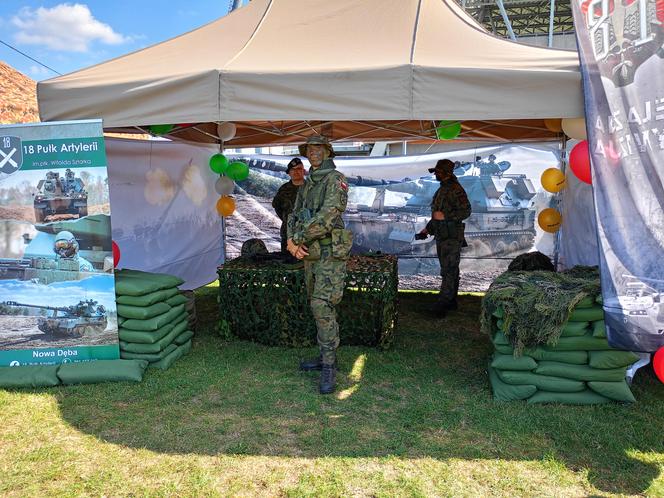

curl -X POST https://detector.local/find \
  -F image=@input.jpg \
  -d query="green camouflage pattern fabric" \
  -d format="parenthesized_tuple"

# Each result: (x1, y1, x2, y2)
(272, 180, 301, 252)
(425, 177, 471, 306)
(241, 238, 268, 257)
(287, 158, 349, 365)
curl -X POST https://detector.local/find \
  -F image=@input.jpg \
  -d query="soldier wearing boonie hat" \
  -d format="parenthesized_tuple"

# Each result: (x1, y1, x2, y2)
(287, 135, 352, 395)
(272, 158, 306, 252)
(416, 158, 471, 318)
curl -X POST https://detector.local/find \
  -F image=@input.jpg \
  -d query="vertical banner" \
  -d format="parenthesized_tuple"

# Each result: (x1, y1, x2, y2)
(0, 120, 119, 366)
(572, 0, 664, 351)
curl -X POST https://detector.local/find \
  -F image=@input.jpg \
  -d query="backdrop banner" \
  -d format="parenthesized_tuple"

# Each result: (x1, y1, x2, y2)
(227, 143, 565, 291)
(106, 138, 222, 290)
(0, 119, 118, 366)
(572, 0, 664, 351)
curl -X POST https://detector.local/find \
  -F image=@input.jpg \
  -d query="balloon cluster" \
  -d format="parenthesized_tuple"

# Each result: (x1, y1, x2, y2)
(209, 152, 249, 217)
(435, 120, 462, 140)
(537, 168, 565, 233)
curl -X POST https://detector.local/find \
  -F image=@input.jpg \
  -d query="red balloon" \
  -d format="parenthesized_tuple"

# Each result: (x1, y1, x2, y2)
(569, 140, 592, 184)
(654, 347, 664, 385)
(112, 240, 121, 268)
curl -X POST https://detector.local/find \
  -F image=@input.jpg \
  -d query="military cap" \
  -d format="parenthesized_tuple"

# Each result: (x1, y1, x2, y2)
(298, 135, 335, 158)
(428, 159, 455, 174)
(286, 157, 303, 173)
(241, 238, 268, 257)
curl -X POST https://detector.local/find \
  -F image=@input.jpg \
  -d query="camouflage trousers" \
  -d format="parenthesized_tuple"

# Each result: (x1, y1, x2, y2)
(303, 245, 347, 365)
(435, 238, 462, 306)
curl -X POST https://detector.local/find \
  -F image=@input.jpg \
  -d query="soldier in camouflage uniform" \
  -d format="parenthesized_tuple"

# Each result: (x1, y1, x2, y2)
(287, 136, 353, 394)
(272, 158, 305, 252)
(417, 159, 471, 318)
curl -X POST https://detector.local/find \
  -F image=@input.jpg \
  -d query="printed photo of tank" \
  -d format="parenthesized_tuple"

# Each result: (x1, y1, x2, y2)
(0, 299, 107, 338)
(344, 154, 537, 258)
(33, 168, 88, 222)
(0, 214, 113, 283)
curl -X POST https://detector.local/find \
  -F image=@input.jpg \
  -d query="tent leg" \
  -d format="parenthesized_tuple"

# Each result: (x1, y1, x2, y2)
(221, 215, 227, 264)
(553, 136, 567, 270)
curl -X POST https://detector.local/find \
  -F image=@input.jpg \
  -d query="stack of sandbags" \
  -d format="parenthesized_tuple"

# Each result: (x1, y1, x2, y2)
(489, 297, 639, 404)
(115, 269, 194, 370)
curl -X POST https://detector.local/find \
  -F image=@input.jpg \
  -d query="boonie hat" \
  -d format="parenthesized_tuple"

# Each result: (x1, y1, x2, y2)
(298, 135, 335, 158)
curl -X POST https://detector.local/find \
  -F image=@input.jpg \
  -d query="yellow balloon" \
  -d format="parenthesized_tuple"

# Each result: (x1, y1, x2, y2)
(544, 118, 562, 133)
(216, 196, 236, 217)
(541, 168, 567, 193)
(538, 208, 562, 233)
(561, 118, 587, 140)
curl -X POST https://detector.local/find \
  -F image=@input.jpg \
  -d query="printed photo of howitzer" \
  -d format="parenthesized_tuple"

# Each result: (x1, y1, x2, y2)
(224, 144, 557, 291)
(0, 167, 118, 350)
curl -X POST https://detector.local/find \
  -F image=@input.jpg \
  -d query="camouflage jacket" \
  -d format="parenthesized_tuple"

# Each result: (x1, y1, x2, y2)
(425, 177, 471, 239)
(287, 159, 348, 245)
(271, 180, 301, 223)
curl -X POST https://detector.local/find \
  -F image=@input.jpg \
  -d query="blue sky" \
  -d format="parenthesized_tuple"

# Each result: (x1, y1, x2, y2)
(0, 1, 237, 81)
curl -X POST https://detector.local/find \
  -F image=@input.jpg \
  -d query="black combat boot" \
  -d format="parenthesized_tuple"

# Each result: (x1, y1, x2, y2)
(299, 355, 338, 371)
(319, 363, 336, 394)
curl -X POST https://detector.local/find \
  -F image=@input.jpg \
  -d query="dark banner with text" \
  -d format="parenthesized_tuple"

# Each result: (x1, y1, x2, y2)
(573, 0, 664, 351)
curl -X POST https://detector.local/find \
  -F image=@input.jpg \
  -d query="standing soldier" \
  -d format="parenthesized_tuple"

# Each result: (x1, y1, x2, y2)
(287, 136, 353, 395)
(272, 158, 305, 253)
(416, 159, 471, 318)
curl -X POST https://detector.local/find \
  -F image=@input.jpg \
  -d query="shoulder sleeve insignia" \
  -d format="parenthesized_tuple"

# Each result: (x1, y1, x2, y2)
(338, 178, 349, 191)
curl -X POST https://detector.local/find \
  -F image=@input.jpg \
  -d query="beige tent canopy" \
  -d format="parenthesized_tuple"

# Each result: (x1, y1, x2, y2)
(37, 0, 584, 146)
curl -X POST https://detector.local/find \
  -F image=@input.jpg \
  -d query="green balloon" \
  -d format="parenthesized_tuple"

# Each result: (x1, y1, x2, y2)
(209, 153, 229, 174)
(149, 124, 174, 135)
(227, 161, 249, 181)
(435, 120, 461, 140)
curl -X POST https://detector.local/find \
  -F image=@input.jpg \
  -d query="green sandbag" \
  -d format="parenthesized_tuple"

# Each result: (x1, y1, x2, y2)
(493, 331, 510, 345)
(120, 318, 189, 354)
(0, 365, 60, 388)
(165, 294, 188, 307)
(498, 319, 588, 337)
(568, 305, 604, 322)
(120, 344, 178, 362)
(527, 389, 611, 405)
(488, 365, 537, 401)
(118, 316, 126, 326)
(496, 370, 585, 392)
(491, 353, 538, 371)
(114, 269, 184, 296)
(118, 321, 176, 344)
(57, 359, 148, 384)
(116, 287, 180, 307)
(575, 295, 596, 308)
(174, 330, 194, 345)
(587, 381, 636, 403)
(545, 333, 614, 351)
(524, 348, 588, 365)
(535, 361, 626, 382)
(592, 320, 607, 338)
(494, 344, 515, 355)
(121, 304, 186, 331)
(117, 301, 171, 320)
(588, 350, 640, 369)
(179, 339, 192, 355)
(151, 343, 186, 370)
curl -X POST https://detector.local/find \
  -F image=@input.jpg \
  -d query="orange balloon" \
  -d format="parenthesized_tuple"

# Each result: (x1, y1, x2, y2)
(216, 196, 235, 217)
(541, 168, 567, 193)
(538, 208, 562, 233)
(544, 118, 563, 133)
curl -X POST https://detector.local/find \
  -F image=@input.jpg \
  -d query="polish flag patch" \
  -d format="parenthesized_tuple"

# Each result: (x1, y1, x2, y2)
(338, 179, 348, 191)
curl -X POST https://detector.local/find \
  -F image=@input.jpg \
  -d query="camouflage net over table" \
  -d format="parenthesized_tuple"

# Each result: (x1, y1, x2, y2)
(217, 254, 398, 348)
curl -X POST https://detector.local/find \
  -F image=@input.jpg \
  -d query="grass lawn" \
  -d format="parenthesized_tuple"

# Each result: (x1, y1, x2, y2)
(1, 286, 663, 497)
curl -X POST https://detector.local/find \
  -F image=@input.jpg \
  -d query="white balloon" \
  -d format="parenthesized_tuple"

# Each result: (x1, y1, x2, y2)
(215, 176, 235, 196)
(217, 122, 237, 141)
(562, 118, 587, 140)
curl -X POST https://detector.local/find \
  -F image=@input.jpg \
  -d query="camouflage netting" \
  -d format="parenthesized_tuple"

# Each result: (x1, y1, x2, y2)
(483, 266, 638, 404)
(217, 254, 398, 348)
(481, 266, 601, 355)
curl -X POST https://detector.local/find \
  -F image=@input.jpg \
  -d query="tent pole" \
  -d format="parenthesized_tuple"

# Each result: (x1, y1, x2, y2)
(553, 135, 567, 269)
(495, 0, 517, 41)
(548, 0, 556, 48)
